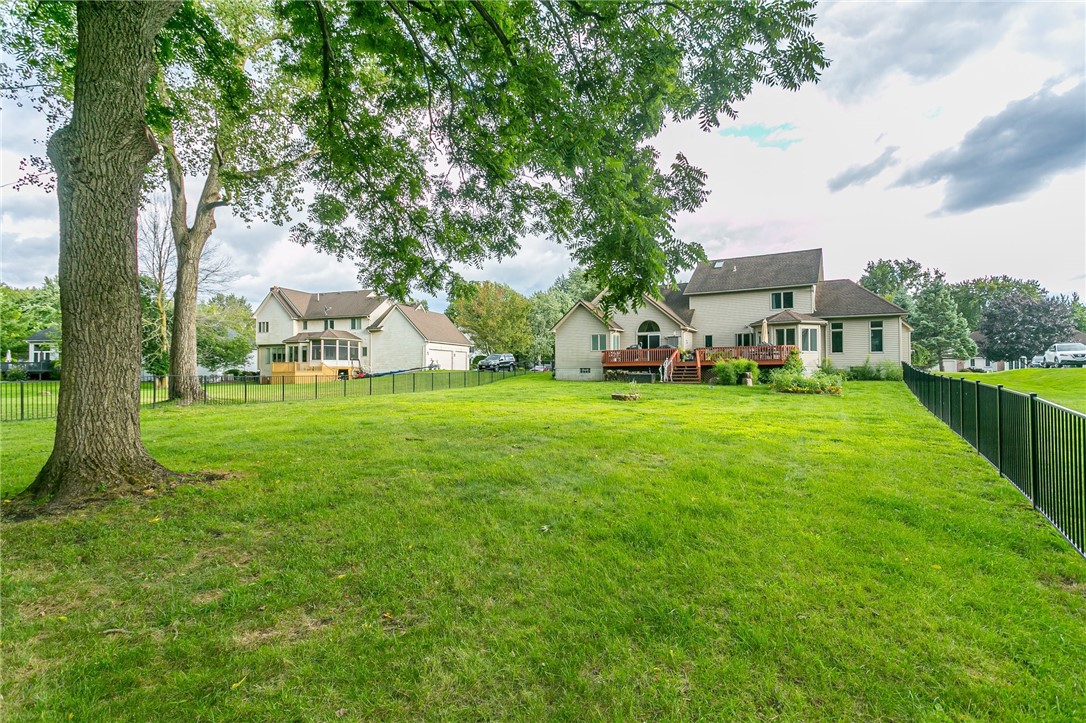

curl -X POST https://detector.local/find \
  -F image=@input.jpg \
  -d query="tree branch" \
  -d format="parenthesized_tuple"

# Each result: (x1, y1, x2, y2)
(468, 1, 518, 67)
(159, 129, 190, 243)
(230, 148, 318, 180)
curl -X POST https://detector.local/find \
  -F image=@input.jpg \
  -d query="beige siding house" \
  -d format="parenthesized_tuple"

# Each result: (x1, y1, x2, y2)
(254, 287, 470, 381)
(553, 248, 912, 382)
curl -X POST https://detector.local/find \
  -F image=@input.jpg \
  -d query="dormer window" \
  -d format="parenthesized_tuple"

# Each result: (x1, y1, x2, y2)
(771, 291, 794, 309)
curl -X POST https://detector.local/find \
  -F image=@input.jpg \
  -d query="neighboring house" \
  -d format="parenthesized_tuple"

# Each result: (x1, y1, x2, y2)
(254, 287, 470, 381)
(940, 331, 1028, 372)
(552, 248, 912, 382)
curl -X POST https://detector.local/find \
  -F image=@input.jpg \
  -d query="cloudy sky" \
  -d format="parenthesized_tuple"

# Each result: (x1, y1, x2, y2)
(2, 1, 1084, 312)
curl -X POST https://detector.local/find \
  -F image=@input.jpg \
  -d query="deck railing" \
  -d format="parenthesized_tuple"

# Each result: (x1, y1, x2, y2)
(698, 345, 795, 364)
(601, 348, 675, 364)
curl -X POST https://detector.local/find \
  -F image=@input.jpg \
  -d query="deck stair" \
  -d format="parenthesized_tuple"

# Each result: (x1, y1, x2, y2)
(670, 361, 701, 384)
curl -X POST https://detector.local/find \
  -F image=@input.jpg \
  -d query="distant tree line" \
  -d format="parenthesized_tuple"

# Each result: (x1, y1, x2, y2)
(860, 258, 1084, 367)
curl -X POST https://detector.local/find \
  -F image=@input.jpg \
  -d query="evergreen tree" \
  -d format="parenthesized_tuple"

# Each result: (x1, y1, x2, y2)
(910, 282, 976, 370)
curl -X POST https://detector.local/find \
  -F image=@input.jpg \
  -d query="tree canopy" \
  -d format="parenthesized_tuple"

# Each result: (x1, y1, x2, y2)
(909, 282, 976, 369)
(977, 291, 1076, 362)
(196, 293, 255, 372)
(446, 281, 532, 357)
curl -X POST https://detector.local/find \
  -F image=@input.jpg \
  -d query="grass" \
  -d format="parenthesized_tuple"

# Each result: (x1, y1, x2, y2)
(940, 368, 1086, 413)
(2, 376, 1084, 720)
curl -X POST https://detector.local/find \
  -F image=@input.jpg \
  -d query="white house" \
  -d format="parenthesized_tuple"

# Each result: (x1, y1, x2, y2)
(552, 248, 912, 382)
(254, 287, 471, 381)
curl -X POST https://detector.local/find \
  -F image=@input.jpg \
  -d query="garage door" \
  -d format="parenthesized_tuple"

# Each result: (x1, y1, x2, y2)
(429, 349, 454, 370)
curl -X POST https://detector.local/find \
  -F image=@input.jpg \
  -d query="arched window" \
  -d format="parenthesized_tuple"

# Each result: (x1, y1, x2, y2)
(637, 320, 662, 349)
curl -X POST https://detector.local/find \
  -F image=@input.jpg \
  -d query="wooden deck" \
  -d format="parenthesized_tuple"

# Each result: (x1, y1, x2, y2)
(601, 346, 795, 368)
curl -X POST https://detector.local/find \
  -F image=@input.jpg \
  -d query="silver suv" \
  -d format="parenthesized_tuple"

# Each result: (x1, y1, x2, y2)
(1043, 343, 1086, 368)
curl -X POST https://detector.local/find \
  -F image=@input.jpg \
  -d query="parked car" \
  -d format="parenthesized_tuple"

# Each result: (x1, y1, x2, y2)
(477, 353, 516, 371)
(1030, 355, 1045, 368)
(530, 363, 552, 372)
(1043, 343, 1086, 368)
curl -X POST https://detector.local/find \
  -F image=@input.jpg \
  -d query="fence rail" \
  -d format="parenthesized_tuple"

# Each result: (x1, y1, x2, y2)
(0, 368, 522, 423)
(902, 363, 1085, 559)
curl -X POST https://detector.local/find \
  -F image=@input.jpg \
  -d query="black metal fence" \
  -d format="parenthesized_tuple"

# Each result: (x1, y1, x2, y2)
(903, 363, 1085, 559)
(0, 368, 522, 423)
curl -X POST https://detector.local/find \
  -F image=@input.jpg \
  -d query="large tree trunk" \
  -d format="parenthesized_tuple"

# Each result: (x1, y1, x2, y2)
(27, 0, 181, 505)
(163, 135, 222, 404)
(169, 233, 210, 403)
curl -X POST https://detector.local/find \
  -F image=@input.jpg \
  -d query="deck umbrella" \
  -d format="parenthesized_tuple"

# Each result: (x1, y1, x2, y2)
(761, 317, 769, 345)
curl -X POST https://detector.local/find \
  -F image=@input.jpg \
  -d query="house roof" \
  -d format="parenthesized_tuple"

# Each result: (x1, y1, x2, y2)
(369, 305, 471, 346)
(549, 300, 624, 333)
(26, 327, 59, 343)
(813, 279, 908, 318)
(750, 310, 827, 326)
(685, 248, 823, 295)
(281, 329, 364, 343)
(269, 286, 387, 320)
(660, 283, 695, 325)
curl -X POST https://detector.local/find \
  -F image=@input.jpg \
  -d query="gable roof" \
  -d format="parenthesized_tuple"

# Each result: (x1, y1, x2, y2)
(26, 327, 59, 343)
(660, 283, 695, 325)
(369, 305, 471, 346)
(685, 248, 823, 295)
(550, 300, 624, 333)
(751, 310, 827, 326)
(269, 286, 387, 320)
(814, 279, 908, 318)
(281, 329, 364, 343)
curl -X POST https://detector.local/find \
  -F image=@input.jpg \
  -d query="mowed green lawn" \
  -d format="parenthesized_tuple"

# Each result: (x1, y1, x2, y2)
(2, 376, 1084, 720)
(941, 368, 1086, 413)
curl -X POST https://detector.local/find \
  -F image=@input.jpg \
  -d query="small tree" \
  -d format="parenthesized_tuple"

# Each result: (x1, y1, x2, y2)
(859, 259, 944, 301)
(910, 282, 976, 370)
(978, 291, 1076, 362)
(447, 282, 532, 358)
(196, 294, 254, 373)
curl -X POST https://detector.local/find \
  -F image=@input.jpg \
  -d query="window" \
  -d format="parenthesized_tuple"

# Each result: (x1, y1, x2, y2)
(801, 328, 818, 352)
(324, 319, 335, 330)
(591, 334, 607, 351)
(312, 342, 321, 360)
(736, 332, 754, 346)
(712, 260, 724, 269)
(350, 317, 363, 330)
(704, 335, 713, 348)
(870, 320, 884, 352)
(361, 346, 368, 358)
(831, 323, 843, 353)
(775, 328, 796, 346)
(771, 291, 794, 310)
(270, 346, 286, 363)
(301, 346, 307, 363)
(637, 320, 661, 349)
(258, 321, 269, 333)
(324, 340, 336, 360)
(580, 368, 592, 374)
(302, 320, 308, 330)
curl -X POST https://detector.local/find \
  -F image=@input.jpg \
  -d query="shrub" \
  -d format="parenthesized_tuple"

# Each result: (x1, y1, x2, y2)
(3, 366, 28, 381)
(225, 368, 242, 377)
(712, 358, 759, 385)
(876, 360, 903, 381)
(847, 356, 904, 381)
(818, 359, 837, 376)
(772, 370, 844, 395)
(781, 348, 804, 374)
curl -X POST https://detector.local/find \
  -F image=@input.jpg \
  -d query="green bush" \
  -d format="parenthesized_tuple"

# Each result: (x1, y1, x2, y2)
(847, 356, 903, 381)
(819, 359, 837, 375)
(782, 348, 804, 374)
(712, 358, 759, 385)
(3, 366, 29, 381)
(772, 370, 844, 395)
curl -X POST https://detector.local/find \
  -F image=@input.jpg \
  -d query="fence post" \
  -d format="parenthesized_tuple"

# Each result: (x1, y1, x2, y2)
(343, 375, 347, 397)
(152, 378, 157, 409)
(413, 374, 416, 393)
(392, 373, 396, 394)
(996, 384, 1004, 477)
(432, 373, 435, 391)
(281, 375, 285, 402)
(369, 375, 373, 396)
(243, 374, 248, 404)
(1029, 393, 1040, 510)
(449, 371, 452, 388)
(20, 380, 25, 421)
(315, 375, 318, 399)
(974, 380, 981, 448)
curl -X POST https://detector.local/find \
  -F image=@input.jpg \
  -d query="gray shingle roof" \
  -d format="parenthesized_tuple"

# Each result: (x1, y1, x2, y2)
(270, 287, 387, 320)
(660, 283, 695, 325)
(26, 327, 60, 342)
(750, 310, 826, 326)
(814, 279, 908, 318)
(370, 305, 471, 346)
(685, 248, 823, 295)
(281, 329, 365, 343)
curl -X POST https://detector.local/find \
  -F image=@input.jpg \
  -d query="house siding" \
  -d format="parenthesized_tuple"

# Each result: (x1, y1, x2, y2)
(370, 309, 427, 373)
(687, 286, 815, 346)
(610, 303, 688, 349)
(254, 296, 295, 376)
(554, 306, 608, 381)
(424, 342, 471, 371)
(824, 316, 906, 369)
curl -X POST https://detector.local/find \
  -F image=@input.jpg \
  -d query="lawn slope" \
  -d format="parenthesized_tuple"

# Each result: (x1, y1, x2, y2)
(942, 368, 1086, 413)
(2, 376, 1084, 720)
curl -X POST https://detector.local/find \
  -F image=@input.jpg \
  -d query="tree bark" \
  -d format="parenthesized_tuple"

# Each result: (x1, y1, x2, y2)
(27, 0, 181, 505)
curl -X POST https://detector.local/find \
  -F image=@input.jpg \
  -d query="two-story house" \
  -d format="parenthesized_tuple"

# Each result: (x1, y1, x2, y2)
(552, 248, 911, 381)
(254, 287, 471, 381)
